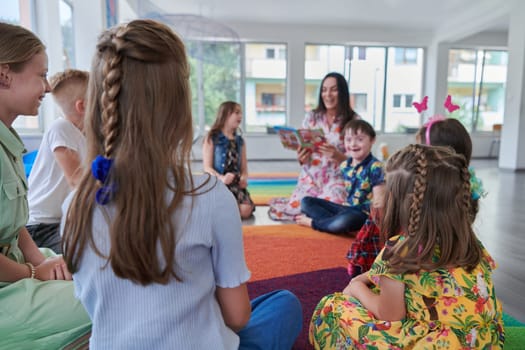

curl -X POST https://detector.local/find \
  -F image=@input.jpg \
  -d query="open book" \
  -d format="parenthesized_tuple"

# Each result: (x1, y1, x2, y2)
(273, 126, 326, 151)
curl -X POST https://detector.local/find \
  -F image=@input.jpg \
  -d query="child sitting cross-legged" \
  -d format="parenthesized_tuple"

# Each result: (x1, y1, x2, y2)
(296, 119, 385, 235)
(309, 144, 504, 349)
(202, 101, 255, 219)
(346, 108, 486, 279)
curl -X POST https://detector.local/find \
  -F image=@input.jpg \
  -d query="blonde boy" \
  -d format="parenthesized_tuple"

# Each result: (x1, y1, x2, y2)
(26, 69, 88, 253)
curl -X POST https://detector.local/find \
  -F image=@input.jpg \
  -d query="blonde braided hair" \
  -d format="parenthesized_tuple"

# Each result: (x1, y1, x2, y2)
(381, 144, 482, 274)
(407, 145, 427, 237)
(63, 20, 211, 285)
(100, 32, 123, 159)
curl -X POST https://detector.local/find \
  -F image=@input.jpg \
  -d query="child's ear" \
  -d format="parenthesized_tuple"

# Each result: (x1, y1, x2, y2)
(75, 99, 85, 114)
(0, 64, 12, 89)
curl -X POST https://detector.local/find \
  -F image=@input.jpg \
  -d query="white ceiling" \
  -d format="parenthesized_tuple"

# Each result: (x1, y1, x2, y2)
(143, 0, 509, 33)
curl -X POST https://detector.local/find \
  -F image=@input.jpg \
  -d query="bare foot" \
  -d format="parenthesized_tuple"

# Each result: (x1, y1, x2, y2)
(295, 214, 312, 227)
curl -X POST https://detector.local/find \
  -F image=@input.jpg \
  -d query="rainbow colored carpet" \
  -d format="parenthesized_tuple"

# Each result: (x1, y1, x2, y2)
(243, 224, 525, 349)
(247, 172, 298, 206)
(243, 224, 352, 349)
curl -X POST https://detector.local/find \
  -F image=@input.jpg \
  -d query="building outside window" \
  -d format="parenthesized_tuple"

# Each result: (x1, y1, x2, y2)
(186, 41, 241, 134)
(186, 42, 287, 133)
(351, 93, 368, 113)
(393, 94, 402, 108)
(305, 44, 424, 133)
(244, 43, 287, 132)
(393, 94, 415, 108)
(384, 47, 424, 132)
(405, 94, 414, 107)
(266, 48, 275, 59)
(184, 43, 505, 136)
(304, 44, 346, 113)
(395, 47, 418, 65)
(447, 49, 507, 132)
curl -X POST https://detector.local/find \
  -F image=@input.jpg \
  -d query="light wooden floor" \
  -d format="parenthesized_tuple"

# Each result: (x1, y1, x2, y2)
(193, 158, 525, 322)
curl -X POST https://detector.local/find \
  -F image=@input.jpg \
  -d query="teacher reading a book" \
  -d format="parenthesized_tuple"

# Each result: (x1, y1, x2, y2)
(269, 72, 359, 221)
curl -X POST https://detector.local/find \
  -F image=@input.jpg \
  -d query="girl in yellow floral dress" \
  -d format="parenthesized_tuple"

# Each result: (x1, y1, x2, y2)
(309, 144, 504, 349)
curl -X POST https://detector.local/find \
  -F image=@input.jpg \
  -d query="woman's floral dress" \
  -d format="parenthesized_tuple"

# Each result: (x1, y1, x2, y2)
(268, 111, 347, 221)
(310, 236, 505, 349)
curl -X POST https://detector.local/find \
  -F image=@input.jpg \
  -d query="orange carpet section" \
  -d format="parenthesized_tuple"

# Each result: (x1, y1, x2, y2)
(243, 224, 354, 282)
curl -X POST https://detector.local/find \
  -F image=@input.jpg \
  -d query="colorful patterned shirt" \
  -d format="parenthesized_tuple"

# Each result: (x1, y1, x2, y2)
(310, 236, 505, 349)
(339, 153, 384, 213)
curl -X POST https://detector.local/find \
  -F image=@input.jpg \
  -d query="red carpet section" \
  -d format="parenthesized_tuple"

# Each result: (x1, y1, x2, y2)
(243, 224, 354, 349)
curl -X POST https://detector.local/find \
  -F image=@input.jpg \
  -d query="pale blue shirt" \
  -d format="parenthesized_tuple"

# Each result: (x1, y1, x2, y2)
(62, 174, 251, 349)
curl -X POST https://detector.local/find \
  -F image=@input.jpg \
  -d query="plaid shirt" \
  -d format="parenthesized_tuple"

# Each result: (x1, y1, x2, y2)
(346, 218, 383, 278)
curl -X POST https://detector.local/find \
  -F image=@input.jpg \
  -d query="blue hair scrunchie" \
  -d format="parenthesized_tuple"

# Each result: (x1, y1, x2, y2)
(91, 155, 116, 205)
(92, 155, 113, 183)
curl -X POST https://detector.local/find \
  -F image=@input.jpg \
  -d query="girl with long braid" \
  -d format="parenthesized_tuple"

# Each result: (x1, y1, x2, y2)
(310, 144, 504, 349)
(62, 20, 301, 349)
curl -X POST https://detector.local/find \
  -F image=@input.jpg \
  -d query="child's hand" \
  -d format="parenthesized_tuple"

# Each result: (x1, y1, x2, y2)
(351, 272, 371, 284)
(342, 272, 371, 296)
(35, 256, 73, 281)
(221, 173, 236, 185)
(297, 147, 311, 165)
(239, 175, 248, 188)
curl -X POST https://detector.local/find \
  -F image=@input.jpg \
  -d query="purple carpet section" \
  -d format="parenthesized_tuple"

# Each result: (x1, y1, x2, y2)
(247, 267, 350, 350)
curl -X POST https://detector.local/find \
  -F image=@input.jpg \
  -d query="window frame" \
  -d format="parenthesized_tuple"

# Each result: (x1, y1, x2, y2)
(304, 43, 425, 133)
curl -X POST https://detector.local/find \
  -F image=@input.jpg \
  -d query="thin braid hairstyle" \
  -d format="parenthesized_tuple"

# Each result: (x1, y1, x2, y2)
(63, 20, 206, 285)
(100, 41, 122, 158)
(381, 144, 482, 274)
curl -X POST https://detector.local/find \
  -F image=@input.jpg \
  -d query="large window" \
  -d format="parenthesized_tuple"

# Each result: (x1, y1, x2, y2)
(187, 41, 241, 135)
(394, 48, 418, 65)
(305, 45, 424, 133)
(384, 47, 424, 132)
(244, 43, 287, 132)
(447, 49, 507, 132)
(187, 42, 287, 134)
(304, 45, 346, 112)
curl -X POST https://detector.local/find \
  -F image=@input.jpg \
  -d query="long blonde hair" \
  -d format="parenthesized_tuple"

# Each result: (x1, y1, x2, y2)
(63, 19, 202, 285)
(381, 144, 481, 274)
(0, 22, 45, 71)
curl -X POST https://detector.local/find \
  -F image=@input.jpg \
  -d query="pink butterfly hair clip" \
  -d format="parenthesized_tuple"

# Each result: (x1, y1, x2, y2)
(444, 95, 460, 113)
(412, 96, 428, 113)
(413, 95, 461, 144)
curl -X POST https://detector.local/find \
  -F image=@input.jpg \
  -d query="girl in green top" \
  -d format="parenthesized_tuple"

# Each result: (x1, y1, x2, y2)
(0, 22, 90, 348)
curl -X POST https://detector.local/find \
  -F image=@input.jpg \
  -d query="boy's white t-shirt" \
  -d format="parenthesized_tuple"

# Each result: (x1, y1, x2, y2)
(27, 118, 86, 225)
